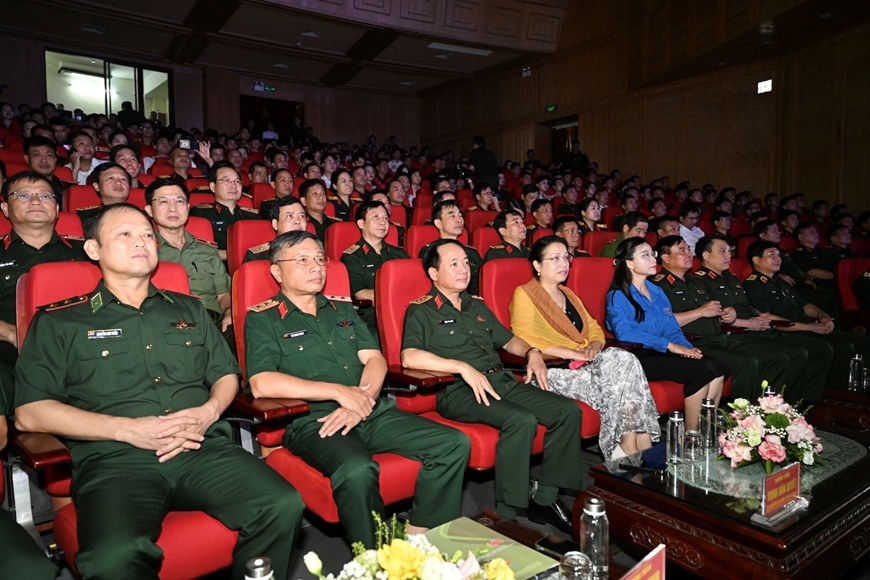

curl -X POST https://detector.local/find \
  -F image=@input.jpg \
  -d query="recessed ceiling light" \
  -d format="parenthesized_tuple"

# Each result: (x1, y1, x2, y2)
(273, 62, 289, 69)
(820, 13, 831, 19)
(81, 23, 105, 35)
(399, 80, 417, 86)
(302, 28, 324, 38)
(427, 41, 492, 57)
(434, 53, 453, 60)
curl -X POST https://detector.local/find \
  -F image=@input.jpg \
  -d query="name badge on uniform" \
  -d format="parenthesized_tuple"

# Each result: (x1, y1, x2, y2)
(0, 260, 17, 269)
(214, 221, 226, 226)
(439, 319, 456, 325)
(283, 330, 308, 339)
(87, 328, 122, 339)
(172, 320, 196, 330)
(363, 264, 376, 268)
(674, 291, 684, 295)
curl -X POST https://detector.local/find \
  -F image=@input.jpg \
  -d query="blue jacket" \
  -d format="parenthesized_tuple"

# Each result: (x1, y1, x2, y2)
(605, 280, 692, 353)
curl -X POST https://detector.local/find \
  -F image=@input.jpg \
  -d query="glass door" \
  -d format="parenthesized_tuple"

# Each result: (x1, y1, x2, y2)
(106, 63, 138, 116)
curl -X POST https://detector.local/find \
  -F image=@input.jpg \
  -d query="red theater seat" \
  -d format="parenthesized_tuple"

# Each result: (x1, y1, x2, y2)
(530, 227, 553, 245)
(465, 210, 499, 234)
(405, 225, 468, 256)
(582, 231, 618, 258)
(471, 227, 502, 258)
(836, 258, 870, 333)
(226, 220, 275, 275)
(185, 216, 215, 243)
(323, 221, 398, 261)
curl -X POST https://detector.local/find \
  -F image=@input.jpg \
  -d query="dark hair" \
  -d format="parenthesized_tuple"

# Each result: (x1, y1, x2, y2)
(748, 211, 767, 225)
(144, 178, 189, 204)
(764, 192, 778, 204)
(678, 203, 701, 219)
(794, 223, 814, 238)
(530, 198, 551, 214)
(208, 161, 238, 183)
(23, 135, 56, 155)
(746, 240, 777, 264)
(84, 203, 151, 243)
(431, 199, 459, 223)
(302, 162, 321, 176)
(653, 235, 684, 262)
(248, 161, 268, 175)
(473, 136, 485, 146)
(654, 215, 679, 231)
(472, 181, 491, 196)
(752, 219, 776, 237)
(522, 184, 538, 197)
(826, 224, 850, 241)
(778, 209, 799, 223)
(354, 200, 387, 222)
(711, 211, 731, 225)
(492, 209, 523, 236)
(621, 212, 648, 232)
(858, 211, 870, 226)
(608, 237, 651, 322)
(552, 215, 579, 234)
(269, 231, 322, 265)
(109, 144, 137, 164)
(578, 197, 598, 213)
(271, 168, 292, 182)
(422, 238, 464, 275)
(299, 178, 325, 199)
(0, 159, 5, 181)
(529, 236, 568, 277)
(270, 195, 303, 221)
(503, 198, 525, 215)
(714, 197, 731, 210)
(92, 162, 132, 189)
(694, 235, 729, 260)
(432, 190, 454, 205)
(0, 170, 54, 201)
(330, 168, 352, 192)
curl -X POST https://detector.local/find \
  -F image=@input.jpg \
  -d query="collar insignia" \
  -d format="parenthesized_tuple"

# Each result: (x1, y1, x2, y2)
(90, 292, 103, 313)
(278, 301, 288, 319)
(667, 274, 675, 284)
(363, 244, 369, 255)
(434, 295, 443, 309)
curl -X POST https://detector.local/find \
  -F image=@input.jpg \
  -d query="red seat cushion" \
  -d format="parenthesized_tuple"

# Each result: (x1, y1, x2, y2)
(648, 380, 687, 414)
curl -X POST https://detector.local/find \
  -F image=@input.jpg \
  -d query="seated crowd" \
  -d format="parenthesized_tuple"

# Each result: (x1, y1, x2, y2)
(2, 100, 870, 578)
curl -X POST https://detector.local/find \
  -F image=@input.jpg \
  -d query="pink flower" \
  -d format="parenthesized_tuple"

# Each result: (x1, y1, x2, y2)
(758, 434, 787, 463)
(722, 440, 754, 468)
(741, 415, 766, 438)
(785, 423, 815, 444)
(815, 442, 824, 454)
(758, 394, 790, 414)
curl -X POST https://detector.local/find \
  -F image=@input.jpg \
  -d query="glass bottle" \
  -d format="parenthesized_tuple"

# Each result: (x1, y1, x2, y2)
(245, 557, 274, 580)
(579, 498, 609, 580)
(849, 354, 864, 390)
(667, 410, 685, 464)
(700, 398, 717, 449)
(559, 551, 593, 580)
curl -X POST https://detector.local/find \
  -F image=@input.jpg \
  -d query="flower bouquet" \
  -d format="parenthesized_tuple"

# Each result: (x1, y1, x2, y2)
(717, 382, 823, 475)
(304, 513, 515, 580)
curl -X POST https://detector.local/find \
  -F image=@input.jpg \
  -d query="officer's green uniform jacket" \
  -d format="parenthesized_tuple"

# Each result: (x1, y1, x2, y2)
(650, 269, 720, 336)
(340, 238, 409, 330)
(744, 271, 808, 321)
(327, 195, 360, 222)
(308, 212, 341, 242)
(157, 230, 231, 314)
(243, 240, 272, 264)
(259, 197, 278, 220)
(14, 281, 240, 472)
(573, 249, 591, 258)
(792, 245, 836, 279)
(244, 292, 389, 434)
(483, 242, 530, 262)
(467, 205, 498, 212)
(778, 247, 805, 282)
(557, 203, 580, 217)
(577, 222, 606, 235)
(854, 268, 870, 310)
(825, 245, 857, 262)
(524, 223, 545, 246)
(599, 234, 623, 258)
(189, 201, 261, 250)
(417, 242, 483, 296)
(77, 204, 101, 228)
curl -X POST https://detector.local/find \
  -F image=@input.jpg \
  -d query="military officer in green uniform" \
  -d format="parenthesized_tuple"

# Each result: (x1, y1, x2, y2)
(340, 200, 409, 334)
(524, 199, 553, 246)
(327, 168, 360, 222)
(145, 178, 236, 353)
(189, 161, 261, 261)
(744, 240, 870, 387)
(651, 236, 776, 400)
(484, 209, 531, 261)
(258, 168, 294, 219)
(790, 224, 840, 319)
(76, 163, 132, 227)
(417, 200, 483, 295)
(299, 178, 340, 242)
(244, 231, 470, 548)
(552, 216, 590, 258)
(690, 235, 830, 403)
(365, 190, 406, 247)
(600, 212, 648, 258)
(0, 171, 88, 410)
(402, 239, 582, 533)
(243, 195, 309, 263)
(466, 182, 501, 212)
(14, 204, 302, 580)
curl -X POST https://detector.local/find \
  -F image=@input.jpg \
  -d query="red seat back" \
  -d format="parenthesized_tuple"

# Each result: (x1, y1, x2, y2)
(480, 259, 533, 330)
(530, 227, 553, 245)
(730, 221, 750, 237)
(565, 258, 614, 336)
(16, 261, 190, 351)
(250, 183, 274, 210)
(0, 149, 23, 163)
(375, 259, 431, 368)
(189, 193, 215, 208)
(137, 174, 156, 187)
(5, 162, 29, 177)
(390, 205, 407, 228)
(582, 231, 617, 256)
(185, 178, 210, 192)
(404, 225, 468, 256)
(56, 212, 84, 237)
(729, 257, 750, 279)
(232, 260, 351, 377)
(465, 210, 498, 234)
(779, 235, 798, 253)
(226, 221, 275, 275)
(737, 236, 758, 259)
(471, 227, 502, 257)
(414, 194, 433, 209)
(64, 185, 99, 212)
(602, 207, 622, 230)
(185, 216, 215, 243)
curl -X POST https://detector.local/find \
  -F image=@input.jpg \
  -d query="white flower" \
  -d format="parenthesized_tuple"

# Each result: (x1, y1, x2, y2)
(407, 533, 441, 557)
(730, 398, 750, 410)
(354, 550, 380, 576)
(420, 556, 444, 580)
(304, 552, 324, 577)
(440, 561, 463, 580)
(803, 450, 815, 465)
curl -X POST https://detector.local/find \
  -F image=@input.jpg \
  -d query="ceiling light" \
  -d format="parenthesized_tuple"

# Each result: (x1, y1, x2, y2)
(433, 53, 453, 60)
(399, 80, 417, 86)
(81, 23, 105, 35)
(273, 62, 289, 69)
(58, 66, 103, 79)
(302, 28, 324, 38)
(427, 42, 492, 57)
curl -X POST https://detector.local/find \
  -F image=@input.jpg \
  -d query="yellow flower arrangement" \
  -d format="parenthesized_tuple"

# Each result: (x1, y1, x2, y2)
(378, 539, 426, 580)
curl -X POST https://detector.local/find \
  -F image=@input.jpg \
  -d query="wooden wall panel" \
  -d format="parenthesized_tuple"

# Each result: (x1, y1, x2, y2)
(681, 86, 724, 187)
(0, 36, 47, 107)
(607, 101, 643, 177)
(577, 108, 610, 170)
(842, 35, 870, 212)
(727, 74, 776, 195)
(172, 67, 204, 131)
(205, 67, 240, 134)
(643, 94, 682, 182)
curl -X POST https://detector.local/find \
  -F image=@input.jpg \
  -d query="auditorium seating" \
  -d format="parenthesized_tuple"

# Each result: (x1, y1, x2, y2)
(836, 258, 870, 333)
(231, 259, 422, 525)
(323, 221, 399, 261)
(529, 227, 553, 245)
(250, 182, 274, 209)
(185, 216, 216, 242)
(226, 220, 275, 275)
(404, 225, 468, 256)
(465, 210, 498, 233)
(471, 227, 503, 257)
(582, 231, 618, 256)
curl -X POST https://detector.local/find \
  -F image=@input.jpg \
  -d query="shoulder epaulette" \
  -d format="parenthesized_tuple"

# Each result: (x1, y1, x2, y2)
(263, 196, 276, 203)
(652, 273, 665, 282)
(467, 206, 478, 211)
(77, 205, 99, 212)
(247, 298, 280, 313)
(240, 206, 259, 214)
(195, 237, 218, 247)
(595, 224, 608, 230)
(471, 295, 485, 300)
(410, 295, 433, 305)
(746, 274, 757, 281)
(489, 244, 505, 249)
(864, 272, 870, 278)
(39, 294, 88, 312)
(242, 192, 253, 199)
(156, 174, 172, 179)
(249, 242, 271, 254)
(390, 221, 403, 229)
(605, 238, 618, 245)
(344, 244, 360, 254)
(576, 250, 590, 256)
(325, 295, 352, 303)
(326, 195, 339, 201)
(691, 270, 706, 278)
(61, 235, 84, 241)
(326, 215, 342, 222)
(195, 203, 214, 209)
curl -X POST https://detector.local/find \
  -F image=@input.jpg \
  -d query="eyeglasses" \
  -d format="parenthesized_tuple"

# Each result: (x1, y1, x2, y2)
(561, 228, 580, 235)
(216, 178, 243, 186)
(154, 197, 188, 207)
(275, 256, 329, 267)
(635, 251, 658, 260)
(541, 254, 574, 264)
(10, 191, 56, 203)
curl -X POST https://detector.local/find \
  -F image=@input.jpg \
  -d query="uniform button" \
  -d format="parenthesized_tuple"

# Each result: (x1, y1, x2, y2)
(350, 335, 354, 339)
(328, 340, 332, 345)
(4, 275, 9, 280)
(449, 330, 454, 334)
(185, 340, 191, 346)
(298, 345, 304, 351)
(101, 350, 109, 357)
(164, 407, 171, 413)
(343, 364, 348, 369)
(145, 344, 152, 350)
(155, 377, 161, 383)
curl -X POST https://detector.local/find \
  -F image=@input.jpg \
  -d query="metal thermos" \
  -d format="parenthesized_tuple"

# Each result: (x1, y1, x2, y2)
(245, 557, 274, 580)
(667, 411, 685, 464)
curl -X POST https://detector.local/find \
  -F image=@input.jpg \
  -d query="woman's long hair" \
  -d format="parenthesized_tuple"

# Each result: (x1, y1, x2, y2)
(608, 237, 649, 322)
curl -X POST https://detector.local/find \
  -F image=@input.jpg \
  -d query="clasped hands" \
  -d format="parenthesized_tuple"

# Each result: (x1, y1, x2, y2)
(121, 401, 221, 463)
(317, 383, 377, 438)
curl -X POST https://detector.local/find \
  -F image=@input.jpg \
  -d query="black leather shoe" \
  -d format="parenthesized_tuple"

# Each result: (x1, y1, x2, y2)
(524, 498, 572, 534)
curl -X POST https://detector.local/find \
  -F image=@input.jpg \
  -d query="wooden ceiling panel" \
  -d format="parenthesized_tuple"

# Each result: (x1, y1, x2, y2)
(375, 36, 520, 75)
(197, 42, 333, 81)
(344, 68, 443, 94)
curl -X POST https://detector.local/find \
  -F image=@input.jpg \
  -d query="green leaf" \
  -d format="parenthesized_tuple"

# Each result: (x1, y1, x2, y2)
(764, 413, 790, 430)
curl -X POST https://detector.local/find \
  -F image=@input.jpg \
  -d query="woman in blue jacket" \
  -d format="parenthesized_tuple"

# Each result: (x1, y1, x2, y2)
(605, 237, 727, 431)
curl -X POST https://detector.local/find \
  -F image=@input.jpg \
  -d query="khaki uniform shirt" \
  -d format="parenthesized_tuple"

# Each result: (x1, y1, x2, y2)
(156, 231, 231, 314)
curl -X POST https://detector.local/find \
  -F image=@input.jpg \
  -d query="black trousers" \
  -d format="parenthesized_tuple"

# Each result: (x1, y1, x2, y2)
(633, 348, 729, 397)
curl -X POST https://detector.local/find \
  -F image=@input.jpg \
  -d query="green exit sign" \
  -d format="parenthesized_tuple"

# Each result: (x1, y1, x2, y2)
(546, 104, 557, 112)
(265, 86, 276, 92)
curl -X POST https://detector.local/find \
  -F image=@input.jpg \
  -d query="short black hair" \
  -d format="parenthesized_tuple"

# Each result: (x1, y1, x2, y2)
(530, 198, 551, 213)
(422, 238, 465, 275)
(492, 209, 524, 235)
(695, 234, 729, 260)
(431, 199, 459, 223)
(354, 200, 387, 222)
(109, 144, 137, 164)
(621, 212, 648, 231)
(778, 209, 799, 223)
(654, 215, 679, 231)
(752, 219, 776, 237)
(654, 235, 685, 261)
(84, 203, 151, 243)
(23, 135, 56, 155)
(144, 178, 189, 204)
(827, 224, 850, 241)
(269, 230, 322, 265)
(552, 215, 579, 234)
(678, 203, 701, 219)
(746, 240, 777, 264)
(0, 170, 54, 202)
(299, 178, 326, 199)
(92, 162, 131, 188)
(270, 195, 303, 221)
(208, 161, 238, 183)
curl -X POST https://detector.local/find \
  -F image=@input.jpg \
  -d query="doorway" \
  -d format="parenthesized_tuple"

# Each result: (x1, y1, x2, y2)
(239, 95, 304, 138)
(550, 118, 578, 165)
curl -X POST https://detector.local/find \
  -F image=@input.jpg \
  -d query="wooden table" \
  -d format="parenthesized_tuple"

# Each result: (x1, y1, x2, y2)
(573, 426, 870, 580)
(809, 387, 870, 429)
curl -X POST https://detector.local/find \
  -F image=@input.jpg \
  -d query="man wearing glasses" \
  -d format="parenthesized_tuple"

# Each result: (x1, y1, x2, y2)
(0, 171, 88, 421)
(244, 230, 470, 549)
(190, 161, 260, 261)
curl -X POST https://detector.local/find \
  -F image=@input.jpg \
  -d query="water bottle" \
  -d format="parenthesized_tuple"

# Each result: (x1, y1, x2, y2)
(667, 411, 685, 464)
(763, 383, 776, 397)
(579, 498, 609, 580)
(700, 398, 717, 449)
(245, 557, 274, 580)
(849, 354, 864, 390)
(559, 551, 594, 580)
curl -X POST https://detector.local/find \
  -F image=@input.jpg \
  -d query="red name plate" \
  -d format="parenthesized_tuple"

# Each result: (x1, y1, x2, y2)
(763, 463, 800, 516)
(621, 544, 666, 580)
